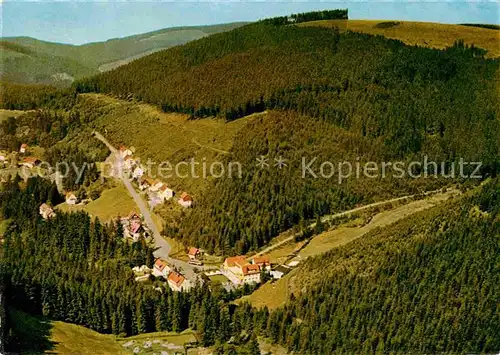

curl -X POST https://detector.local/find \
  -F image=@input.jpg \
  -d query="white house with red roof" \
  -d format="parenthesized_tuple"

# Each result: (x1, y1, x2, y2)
(148, 179, 164, 193)
(187, 247, 201, 260)
(153, 259, 171, 278)
(178, 192, 193, 208)
(65, 192, 78, 205)
(167, 271, 192, 292)
(223, 255, 262, 285)
(251, 255, 271, 271)
(123, 155, 136, 171)
(132, 166, 144, 180)
(20, 157, 40, 169)
(157, 184, 174, 201)
(19, 144, 27, 154)
(119, 145, 133, 158)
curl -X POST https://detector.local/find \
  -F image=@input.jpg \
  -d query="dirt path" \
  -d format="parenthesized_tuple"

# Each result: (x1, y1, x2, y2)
(252, 188, 455, 258)
(93, 132, 199, 279)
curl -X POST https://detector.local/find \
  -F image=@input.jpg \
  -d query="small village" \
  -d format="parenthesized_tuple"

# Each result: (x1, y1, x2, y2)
(117, 145, 193, 209)
(0, 144, 43, 181)
(32, 142, 297, 296)
(131, 245, 298, 294)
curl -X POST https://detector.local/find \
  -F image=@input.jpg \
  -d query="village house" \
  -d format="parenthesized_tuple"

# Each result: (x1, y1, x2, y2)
(123, 155, 136, 171)
(152, 259, 171, 278)
(119, 145, 133, 158)
(223, 256, 262, 285)
(20, 157, 40, 169)
(39, 203, 56, 219)
(187, 247, 202, 261)
(128, 219, 144, 242)
(148, 179, 164, 193)
(19, 144, 27, 154)
(138, 176, 152, 191)
(65, 192, 78, 205)
(132, 166, 144, 180)
(157, 184, 174, 201)
(178, 192, 193, 208)
(167, 271, 191, 292)
(251, 255, 271, 271)
(270, 265, 291, 280)
(120, 212, 147, 241)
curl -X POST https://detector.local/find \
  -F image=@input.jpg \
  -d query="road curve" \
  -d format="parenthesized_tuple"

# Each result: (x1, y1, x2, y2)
(93, 131, 198, 279)
(252, 188, 447, 258)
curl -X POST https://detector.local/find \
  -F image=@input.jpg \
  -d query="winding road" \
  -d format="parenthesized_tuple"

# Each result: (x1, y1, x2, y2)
(252, 187, 450, 258)
(93, 131, 199, 279)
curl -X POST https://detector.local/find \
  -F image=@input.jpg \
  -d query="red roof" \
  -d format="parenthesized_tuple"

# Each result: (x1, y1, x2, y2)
(225, 256, 248, 268)
(180, 192, 193, 202)
(23, 157, 39, 164)
(252, 255, 270, 265)
(119, 145, 127, 151)
(154, 259, 169, 272)
(168, 271, 185, 287)
(20, 144, 27, 148)
(130, 220, 142, 234)
(188, 247, 200, 256)
(159, 184, 170, 192)
(242, 264, 260, 276)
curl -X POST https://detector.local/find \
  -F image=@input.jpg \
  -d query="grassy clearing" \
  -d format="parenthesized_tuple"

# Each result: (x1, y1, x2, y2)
(299, 19, 500, 57)
(76, 94, 256, 196)
(0, 218, 12, 237)
(242, 190, 459, 309)
(237, 270, 296, 310)
(0, 109, 28, 122)
(118, 329, 198, 354)
(6, 309, 127, 355)
(56, 184, 138, 222)
(208, 274, 229, 285)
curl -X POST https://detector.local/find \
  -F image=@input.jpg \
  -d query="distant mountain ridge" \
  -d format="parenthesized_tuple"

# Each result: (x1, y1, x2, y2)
(0, 22, 248, 86)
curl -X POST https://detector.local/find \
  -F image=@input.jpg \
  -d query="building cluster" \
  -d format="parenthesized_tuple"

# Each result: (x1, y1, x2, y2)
(0, 145, 42, 170)
(118, 145, 193, 208)
(222, 255, 271, 285)
(152, 258, 192, 292)
(120, 211, 150, 242)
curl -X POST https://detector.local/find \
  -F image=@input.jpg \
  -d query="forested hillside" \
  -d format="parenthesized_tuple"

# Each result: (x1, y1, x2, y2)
(2, 175, 498, 353)
(1, 22, 246, 86)
(176, 111, 449, 254)
(259, 179, 500, 353)
(6, 17, 498, 254)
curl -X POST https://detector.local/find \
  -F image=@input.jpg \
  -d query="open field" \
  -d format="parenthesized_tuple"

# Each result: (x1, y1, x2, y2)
(299, 19, 500, 57)
(118, 329, 198, 354)
(0, 218, 12, 237)
(75, 94, 259, 196)
(56, 184, 138, 222)
(0, 109, 28, 121)
(6, 309, 127, 355)
(241, 189, 460, 309)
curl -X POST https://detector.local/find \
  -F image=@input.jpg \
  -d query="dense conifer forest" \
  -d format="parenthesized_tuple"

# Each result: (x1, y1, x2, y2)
(70, 20, 500, 253)
(2, 176, 499, 353)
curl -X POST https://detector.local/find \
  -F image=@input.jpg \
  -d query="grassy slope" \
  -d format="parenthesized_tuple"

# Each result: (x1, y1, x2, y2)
(299, 19, 500, 57)
(6, 309, 200, 355)
(72, 93, 256, 197)
(56, 184, 138, 222)
(0, 108, 28, 121)
(6, 309, 127, 355)
(240, 188, 459, 309)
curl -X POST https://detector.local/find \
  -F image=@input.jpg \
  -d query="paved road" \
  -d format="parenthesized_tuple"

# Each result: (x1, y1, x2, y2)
(252, 188, 447, 258)
(93, 131, 199, 280)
